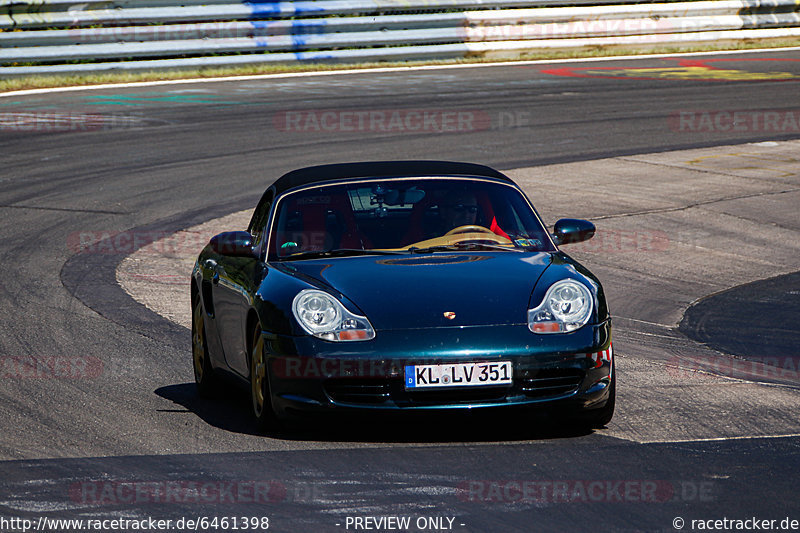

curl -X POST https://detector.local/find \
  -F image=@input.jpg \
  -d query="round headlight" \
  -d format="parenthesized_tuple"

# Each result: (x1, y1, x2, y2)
(293, 290, 341, 334)
(292, 289, 375, 341)
(547, 280, 591, 324)
(528, 279, 593, 334)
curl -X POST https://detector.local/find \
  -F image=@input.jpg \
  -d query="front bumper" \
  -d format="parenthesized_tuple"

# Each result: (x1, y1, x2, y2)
(263, 321, 612, 417)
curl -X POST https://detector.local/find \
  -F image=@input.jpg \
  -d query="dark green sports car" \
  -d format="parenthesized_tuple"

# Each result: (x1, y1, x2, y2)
(191, 161, 614, 429)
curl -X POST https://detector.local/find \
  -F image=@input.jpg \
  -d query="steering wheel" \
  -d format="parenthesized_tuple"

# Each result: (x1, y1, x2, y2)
(401, 225, 512, 250)
(444, 225, 494, 236)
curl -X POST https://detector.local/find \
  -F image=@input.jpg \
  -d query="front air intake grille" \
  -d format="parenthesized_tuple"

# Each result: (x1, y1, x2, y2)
(406, 386, 510, 405)
(519, 368, 583, 398)
(324, 379, 391, 405)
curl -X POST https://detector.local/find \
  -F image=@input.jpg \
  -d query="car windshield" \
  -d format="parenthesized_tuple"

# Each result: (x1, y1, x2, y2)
(268, 177, 555, 260)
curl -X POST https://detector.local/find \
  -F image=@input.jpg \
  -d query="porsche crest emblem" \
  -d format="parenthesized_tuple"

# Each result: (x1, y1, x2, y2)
(443, 311, 456, 320)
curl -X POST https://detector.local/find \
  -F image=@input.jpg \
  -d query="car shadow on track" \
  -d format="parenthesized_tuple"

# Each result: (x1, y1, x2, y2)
(156, 383, 597, 443)
(155, 383, 262, 435)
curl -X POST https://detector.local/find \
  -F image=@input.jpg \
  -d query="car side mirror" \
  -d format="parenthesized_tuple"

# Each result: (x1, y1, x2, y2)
(552, 218, 595, 246)
(210, 231, 258, 258)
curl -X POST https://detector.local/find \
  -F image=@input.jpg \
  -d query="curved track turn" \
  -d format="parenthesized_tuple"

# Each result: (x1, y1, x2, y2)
(1, 51, 799, 531)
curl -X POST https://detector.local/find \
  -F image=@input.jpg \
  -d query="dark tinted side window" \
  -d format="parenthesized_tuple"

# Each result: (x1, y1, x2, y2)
(248, 189, 274, 257)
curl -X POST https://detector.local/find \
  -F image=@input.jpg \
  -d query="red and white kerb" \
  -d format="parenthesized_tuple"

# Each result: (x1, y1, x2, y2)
(588, 343, 613, 367)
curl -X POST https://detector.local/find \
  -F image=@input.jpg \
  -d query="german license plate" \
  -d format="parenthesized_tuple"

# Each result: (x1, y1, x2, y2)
(404, 361, 513, 389)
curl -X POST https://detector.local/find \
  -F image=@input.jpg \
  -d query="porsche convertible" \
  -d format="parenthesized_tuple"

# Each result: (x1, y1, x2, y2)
(191, 161, 614, 429)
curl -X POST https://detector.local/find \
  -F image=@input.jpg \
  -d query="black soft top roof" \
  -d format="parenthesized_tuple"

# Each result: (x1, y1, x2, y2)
(272, 161, 511, 194)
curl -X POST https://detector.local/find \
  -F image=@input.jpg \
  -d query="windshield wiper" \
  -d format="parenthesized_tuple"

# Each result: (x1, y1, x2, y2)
(283, 248, 405, 260)
(455, 242, 525, 252)
(407, 245, 452, 254)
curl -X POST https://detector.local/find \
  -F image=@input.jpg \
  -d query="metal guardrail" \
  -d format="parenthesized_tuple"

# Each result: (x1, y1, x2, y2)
(1, 0, 657, 29)
(0, 0, 680, 16)
(1, 0, 799, 77)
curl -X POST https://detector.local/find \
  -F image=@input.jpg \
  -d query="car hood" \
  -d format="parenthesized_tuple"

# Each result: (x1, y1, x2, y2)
(287, 252, 552, 330)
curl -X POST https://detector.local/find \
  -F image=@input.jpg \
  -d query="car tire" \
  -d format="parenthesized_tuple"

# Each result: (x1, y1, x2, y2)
(250, 323, 278, 429)
(192, 297, 220, 397)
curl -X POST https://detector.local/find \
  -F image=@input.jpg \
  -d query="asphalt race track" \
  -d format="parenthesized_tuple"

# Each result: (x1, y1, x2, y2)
(1, 50, 800, 532)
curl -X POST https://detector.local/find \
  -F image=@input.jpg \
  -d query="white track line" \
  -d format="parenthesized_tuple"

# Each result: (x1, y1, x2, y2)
(635, 433, 800, 444)
(2, 45, 800, 98)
